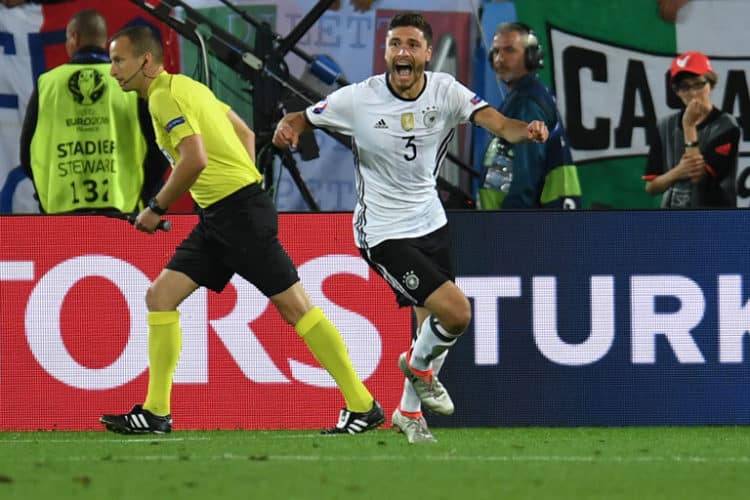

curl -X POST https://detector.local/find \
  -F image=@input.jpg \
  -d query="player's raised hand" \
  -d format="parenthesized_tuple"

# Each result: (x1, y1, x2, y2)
(527, 120, 549, 143)
(272, 119, 299, 150)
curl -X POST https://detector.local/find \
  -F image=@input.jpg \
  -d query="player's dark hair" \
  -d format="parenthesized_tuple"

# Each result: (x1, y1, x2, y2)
(111, 25, 164, 63)
(388, 12, 433, 46)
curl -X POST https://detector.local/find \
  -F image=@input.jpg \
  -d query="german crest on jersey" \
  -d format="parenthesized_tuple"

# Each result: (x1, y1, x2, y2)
(401, 112, 415, 131)
(422, 106, 438, 128)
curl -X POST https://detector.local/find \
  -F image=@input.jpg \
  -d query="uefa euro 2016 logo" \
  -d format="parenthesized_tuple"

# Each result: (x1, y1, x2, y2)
(68, 68, 106, 105)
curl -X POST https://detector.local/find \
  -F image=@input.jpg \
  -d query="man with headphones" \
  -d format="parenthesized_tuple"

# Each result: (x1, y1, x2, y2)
(479, 22, 581, 209)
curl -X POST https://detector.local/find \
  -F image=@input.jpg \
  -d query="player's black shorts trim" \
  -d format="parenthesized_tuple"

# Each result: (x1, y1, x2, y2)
(359, 225, 453, 307)
(166, 183, 299, 296)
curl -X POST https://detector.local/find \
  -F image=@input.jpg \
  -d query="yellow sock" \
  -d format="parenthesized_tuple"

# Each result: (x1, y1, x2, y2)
(296, 307, 374, 412)
(143, 311, 182, 416)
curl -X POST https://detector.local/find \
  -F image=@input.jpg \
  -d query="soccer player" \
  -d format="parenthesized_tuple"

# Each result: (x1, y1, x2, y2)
(273, 12, 548, 443)
(99, 25, 383, 435)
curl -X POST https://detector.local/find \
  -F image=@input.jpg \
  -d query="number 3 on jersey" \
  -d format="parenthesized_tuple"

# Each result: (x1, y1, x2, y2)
(402, 135, 417, 161)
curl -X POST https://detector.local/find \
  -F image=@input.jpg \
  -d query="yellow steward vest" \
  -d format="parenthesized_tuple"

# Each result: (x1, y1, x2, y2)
(30, 62, 146, 213)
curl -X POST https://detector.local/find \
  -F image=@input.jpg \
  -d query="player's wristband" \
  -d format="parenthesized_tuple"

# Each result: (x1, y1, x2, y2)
(685, 141, 699, 148)
(148, 197, 167, 215)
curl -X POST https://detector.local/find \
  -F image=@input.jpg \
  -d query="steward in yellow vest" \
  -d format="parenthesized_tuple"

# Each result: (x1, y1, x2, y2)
(29, 60, 146, 213)
(20, 10, 167, 214)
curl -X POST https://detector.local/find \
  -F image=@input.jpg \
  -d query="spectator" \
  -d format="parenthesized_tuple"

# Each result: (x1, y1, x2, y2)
(20, 9, 167, 213)
(479, 22, 581, 210)
(643, 51, 739, 208)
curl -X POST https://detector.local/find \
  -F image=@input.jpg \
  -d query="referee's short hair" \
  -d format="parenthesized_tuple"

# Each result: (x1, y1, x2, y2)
(111, 25, 164, 64)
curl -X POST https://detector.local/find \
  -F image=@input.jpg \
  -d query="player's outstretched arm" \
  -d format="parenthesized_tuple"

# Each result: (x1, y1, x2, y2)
(273, 112, 311, 150)
(473, 106, 549, 144)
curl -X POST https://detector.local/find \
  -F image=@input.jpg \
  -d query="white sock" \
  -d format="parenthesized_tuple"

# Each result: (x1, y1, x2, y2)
(399, 351, 448, 414)
(432, 349, 448, 374)
(409, 315, 460, 371)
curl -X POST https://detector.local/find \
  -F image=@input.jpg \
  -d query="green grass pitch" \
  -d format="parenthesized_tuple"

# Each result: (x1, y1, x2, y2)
(1, 426, 748, 499)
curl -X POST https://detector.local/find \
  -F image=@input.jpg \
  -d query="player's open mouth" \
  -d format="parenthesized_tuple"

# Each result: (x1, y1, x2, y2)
(395, 63, 413, 76)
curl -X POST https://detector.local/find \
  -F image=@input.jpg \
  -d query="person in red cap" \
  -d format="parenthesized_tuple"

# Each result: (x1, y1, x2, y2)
(643, 51, 740, 207)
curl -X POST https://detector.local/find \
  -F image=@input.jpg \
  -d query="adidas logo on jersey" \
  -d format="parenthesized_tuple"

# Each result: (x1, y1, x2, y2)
(374, 119, 388, 129)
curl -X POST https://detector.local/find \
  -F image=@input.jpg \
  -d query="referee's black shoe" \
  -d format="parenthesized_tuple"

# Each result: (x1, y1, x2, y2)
(100, 404, 172, 434)
(321, 400, 385, 434)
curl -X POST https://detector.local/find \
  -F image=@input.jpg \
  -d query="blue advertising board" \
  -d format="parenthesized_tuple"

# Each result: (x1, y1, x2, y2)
(434, 210, 750, 426)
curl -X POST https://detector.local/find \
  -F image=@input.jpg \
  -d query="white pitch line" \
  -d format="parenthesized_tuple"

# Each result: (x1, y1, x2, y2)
(8, 453, 750, 464)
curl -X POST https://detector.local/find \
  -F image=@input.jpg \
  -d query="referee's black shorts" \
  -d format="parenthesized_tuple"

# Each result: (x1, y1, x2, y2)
(166, 183, 299, 296)
(359, 224, 454, 308)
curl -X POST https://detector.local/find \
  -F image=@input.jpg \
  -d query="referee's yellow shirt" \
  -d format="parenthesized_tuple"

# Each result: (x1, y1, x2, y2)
(147, 71, 262, 208)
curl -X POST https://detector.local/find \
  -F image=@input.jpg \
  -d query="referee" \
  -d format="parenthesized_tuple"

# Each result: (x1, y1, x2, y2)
(100, 26, 383, 435)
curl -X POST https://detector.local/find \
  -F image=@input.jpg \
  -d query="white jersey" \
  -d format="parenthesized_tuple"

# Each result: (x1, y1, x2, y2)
(305, 71, 488, 248)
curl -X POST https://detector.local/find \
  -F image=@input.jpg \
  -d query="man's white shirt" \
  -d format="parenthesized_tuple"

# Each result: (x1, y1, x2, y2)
(305, 71, 488, 248)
